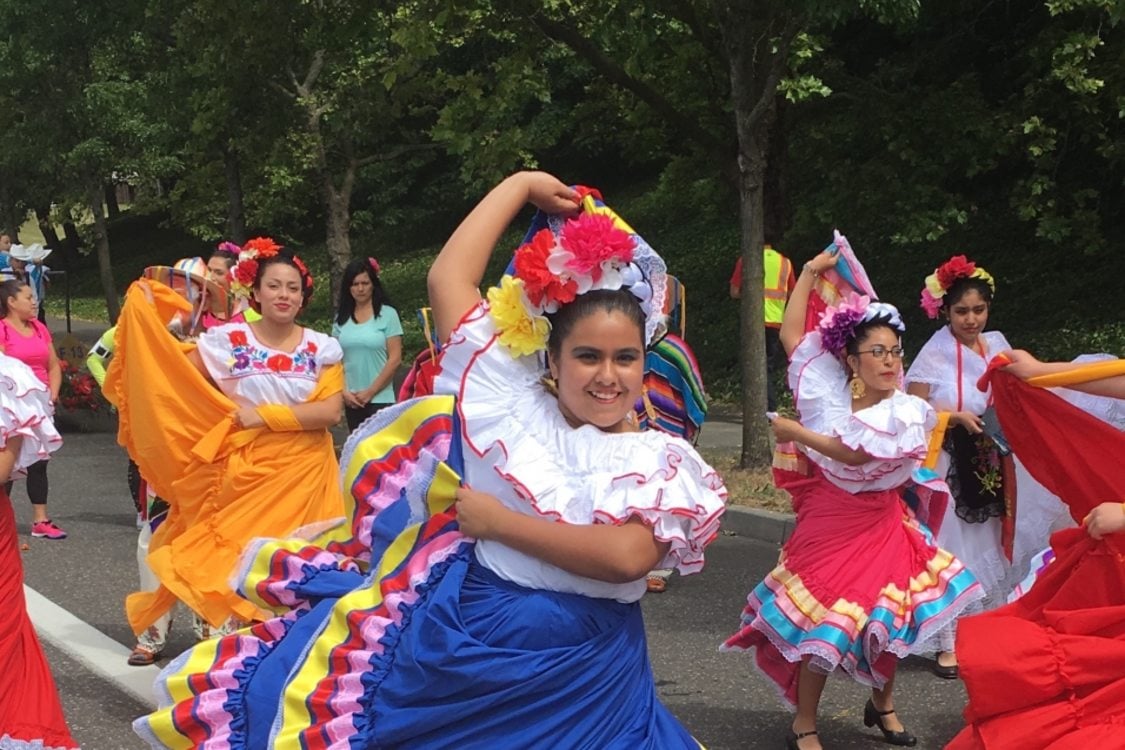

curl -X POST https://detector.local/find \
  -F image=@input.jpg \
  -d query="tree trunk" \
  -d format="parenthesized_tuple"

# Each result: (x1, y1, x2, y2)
(88, 188, 120, 323)
(0, 179, 20, 241)
(61, 221, 81, 261)
(323, 162, 356, 310)
(35, 206, 62, 251)
(735, 150, 773, 468)
(104, 183, 121, 220)
(222, 146, 248, 243)
(723, 8, 789, 469)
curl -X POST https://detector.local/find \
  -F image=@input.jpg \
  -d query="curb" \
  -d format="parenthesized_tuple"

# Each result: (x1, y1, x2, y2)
(721, 505, 794, 547)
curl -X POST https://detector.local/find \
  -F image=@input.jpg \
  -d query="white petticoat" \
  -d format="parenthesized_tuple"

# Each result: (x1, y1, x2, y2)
(0, 354, 61, 475)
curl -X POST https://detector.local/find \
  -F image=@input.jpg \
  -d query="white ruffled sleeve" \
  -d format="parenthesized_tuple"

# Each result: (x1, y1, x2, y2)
(834, 392, 935, 461)
(434, 301, 726, 586)
(432, 301, 542, 401)
(904, 331, 948, 388)
(0, 354, 62, 473)
(305, 329, 343, 367)
(788, 332, 851, 437)
(586, 436, 726, 574)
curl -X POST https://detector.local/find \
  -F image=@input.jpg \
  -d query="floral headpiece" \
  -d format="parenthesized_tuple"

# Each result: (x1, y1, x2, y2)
(214, 241, 241, 260)
(920, 255, 995, 319)
(486, 192, 666, 357)
(229, 236, 314, 304)
(818, 292, 905, 356)
(368, 257, 381, 276)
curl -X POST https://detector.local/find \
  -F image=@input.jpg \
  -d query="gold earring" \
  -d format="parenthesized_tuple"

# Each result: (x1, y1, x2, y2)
(849, 373, 866, 400)
(540, 374, 559, 396)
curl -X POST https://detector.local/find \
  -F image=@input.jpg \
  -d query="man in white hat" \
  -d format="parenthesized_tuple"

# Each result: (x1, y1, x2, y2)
(6, 243, 52, 323)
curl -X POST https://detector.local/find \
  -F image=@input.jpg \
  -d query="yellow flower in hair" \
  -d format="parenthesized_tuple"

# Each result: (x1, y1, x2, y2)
(487, 275, 550, 357)
(924, 273, 945, 298)
(971, 268, 996, 293)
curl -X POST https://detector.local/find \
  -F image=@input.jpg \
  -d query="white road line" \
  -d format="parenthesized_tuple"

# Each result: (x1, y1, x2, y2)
(24, 584, 159, 708)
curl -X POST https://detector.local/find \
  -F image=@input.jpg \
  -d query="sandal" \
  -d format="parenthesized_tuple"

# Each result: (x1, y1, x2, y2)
(127, 645, 162, 667)
(646, 575, 667, 593)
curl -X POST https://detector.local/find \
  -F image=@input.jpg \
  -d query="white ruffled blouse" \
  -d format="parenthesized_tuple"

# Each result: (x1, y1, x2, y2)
(789, 332, 935, 494)
(434, 302, 727, 603)
(197, 322, 343, 408)
(905, 326, 1011, 415)
(0, 353, 62, 474)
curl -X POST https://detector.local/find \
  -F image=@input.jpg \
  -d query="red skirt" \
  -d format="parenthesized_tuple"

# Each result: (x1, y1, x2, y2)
(723, 467, 981, 707)
(947, 527, 1125, 750)
(0, 490, 78, 749)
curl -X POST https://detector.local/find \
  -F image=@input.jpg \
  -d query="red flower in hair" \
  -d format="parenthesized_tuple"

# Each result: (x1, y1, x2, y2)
(935, 255, 976, 290)
(290, 255, 314, 294)
(267, 354, 293, 372)
(558, 213, 635, 279)
(243, 237, 281, 257)
(232, 258, 258, 288)
(515, 229, 577, 307)
(229, 330, 248, 347)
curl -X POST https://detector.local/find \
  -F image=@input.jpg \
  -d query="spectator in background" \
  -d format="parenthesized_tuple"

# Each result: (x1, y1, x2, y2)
(730, 234, 796, 410)
(332, 257, 403, 432)
(0, 279, 65, 539)
(202, 242, 260, 328)
(6, 243, 52, 323)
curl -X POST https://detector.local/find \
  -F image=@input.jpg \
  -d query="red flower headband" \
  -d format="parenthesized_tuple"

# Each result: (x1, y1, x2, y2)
(229, 237, 313, 302)
(920, 255, 996, 319)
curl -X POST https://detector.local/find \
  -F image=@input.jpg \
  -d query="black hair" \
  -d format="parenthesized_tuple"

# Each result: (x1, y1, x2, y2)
(0, 279, 29, 317)
(254, 250, 314, 310)
(942, 276, 993, 309)
(335, 258, 391, 326)
(209, 249, 238, 269)
(545, 288, 646, 358)
(844, 314, 901, 357)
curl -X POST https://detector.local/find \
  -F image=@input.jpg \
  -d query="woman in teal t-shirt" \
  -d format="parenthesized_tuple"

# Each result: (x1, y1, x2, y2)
(331, 258, 403, 431)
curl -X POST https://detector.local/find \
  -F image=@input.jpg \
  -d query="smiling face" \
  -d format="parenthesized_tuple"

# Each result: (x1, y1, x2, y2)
(945, 287, 990, 347)
(253, 262, 303, 324)
(549, 308, 645, 432)
(846, 325, 903, 398)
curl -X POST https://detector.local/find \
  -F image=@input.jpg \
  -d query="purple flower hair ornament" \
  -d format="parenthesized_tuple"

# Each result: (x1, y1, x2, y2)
(818, 295, 906, 355)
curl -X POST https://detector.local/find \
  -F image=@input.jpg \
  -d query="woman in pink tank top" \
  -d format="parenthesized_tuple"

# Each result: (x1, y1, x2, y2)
(0, 279, 66, 539)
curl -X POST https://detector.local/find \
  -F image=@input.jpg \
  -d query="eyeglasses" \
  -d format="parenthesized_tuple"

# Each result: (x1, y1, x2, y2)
(855, 345, 905, 360)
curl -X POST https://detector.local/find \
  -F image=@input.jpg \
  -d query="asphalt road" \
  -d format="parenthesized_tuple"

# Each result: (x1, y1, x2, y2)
(14, 428, 969, 750)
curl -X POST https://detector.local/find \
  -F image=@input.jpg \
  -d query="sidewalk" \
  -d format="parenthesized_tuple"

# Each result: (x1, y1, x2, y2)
(696, 403, 795, 546)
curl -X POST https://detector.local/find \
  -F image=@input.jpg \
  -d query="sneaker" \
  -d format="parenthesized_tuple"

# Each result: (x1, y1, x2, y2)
(31, 519, 67, 540)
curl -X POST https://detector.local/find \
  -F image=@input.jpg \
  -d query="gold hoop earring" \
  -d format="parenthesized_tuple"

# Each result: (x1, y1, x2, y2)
(540, 375, 559, 397)
(849, 374, 866, 400)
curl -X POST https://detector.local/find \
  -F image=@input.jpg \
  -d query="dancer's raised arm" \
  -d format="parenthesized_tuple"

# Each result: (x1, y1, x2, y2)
(779, 249, 837, 356)
(428, 172, 579, 342)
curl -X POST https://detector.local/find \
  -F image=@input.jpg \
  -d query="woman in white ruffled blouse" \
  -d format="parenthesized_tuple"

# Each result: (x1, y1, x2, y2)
(131, 173, 728, 750)
(906, 257, 1072, 678)
(723, 248, 982, 750)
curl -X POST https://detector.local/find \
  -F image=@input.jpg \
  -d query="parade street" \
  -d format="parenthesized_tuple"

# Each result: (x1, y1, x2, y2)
(15, 429, 969, 750)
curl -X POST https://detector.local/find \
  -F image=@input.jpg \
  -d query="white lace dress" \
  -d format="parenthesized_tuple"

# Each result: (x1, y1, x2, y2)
(906, 326, 1072, 651)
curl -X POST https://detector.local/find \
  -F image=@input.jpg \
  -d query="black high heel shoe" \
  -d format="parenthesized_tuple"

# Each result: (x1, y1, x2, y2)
(863, 699, 917, 746)
(785, 729, 818, 750)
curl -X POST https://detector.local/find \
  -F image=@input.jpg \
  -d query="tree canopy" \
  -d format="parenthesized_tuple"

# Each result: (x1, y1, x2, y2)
(0, 0, 1120, 466)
